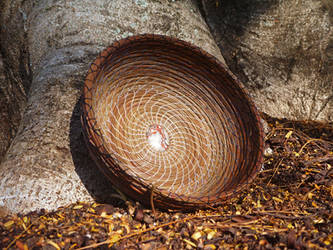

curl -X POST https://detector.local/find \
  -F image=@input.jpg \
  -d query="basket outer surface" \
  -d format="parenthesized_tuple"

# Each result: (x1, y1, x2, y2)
(81, 34, 264, 210)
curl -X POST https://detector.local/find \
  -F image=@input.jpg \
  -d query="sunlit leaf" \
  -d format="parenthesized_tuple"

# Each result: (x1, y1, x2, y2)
(285, 131, 293, 139)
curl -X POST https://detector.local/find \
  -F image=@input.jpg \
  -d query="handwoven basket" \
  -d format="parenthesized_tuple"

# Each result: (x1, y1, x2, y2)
(81, 34, 264, 210)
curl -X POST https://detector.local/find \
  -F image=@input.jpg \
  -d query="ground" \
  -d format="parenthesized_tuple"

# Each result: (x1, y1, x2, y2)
(1, 114, 332, 249)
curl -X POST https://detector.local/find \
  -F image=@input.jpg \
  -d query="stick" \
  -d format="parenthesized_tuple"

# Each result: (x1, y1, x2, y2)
(150, 185, 156, 217)
(267, 158, 283, 185)
(76, 215, 199, 249)
(5, 223, 33, 250)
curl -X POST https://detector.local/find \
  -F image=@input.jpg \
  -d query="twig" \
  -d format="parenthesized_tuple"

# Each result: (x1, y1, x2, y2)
(298, 138, 327, 155)
(212, 222, 289, 232)
(110, 187, 128, 202)
(76, 215, 199, 249)
(150, 186, 156, 217)
(5, 223, 33, 250)
(302, 187, 317, 201)
(303, 154, 333, 166)
(267, 158, 283, 185)
(262, 210, 309, 215)
(264, 127, 293, 140)
(253, 211, 314, 220)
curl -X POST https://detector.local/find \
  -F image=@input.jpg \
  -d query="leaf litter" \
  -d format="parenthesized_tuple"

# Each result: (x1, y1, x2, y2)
(1, 114, 332, 249)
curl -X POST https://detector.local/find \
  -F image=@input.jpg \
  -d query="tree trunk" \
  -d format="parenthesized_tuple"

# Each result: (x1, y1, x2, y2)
(202, 0, 333, 121)
(0, 0, 224, 214)
(0, 0, 31, 163)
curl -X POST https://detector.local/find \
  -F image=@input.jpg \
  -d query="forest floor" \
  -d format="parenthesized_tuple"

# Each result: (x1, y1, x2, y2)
(1, 114, 332, 250)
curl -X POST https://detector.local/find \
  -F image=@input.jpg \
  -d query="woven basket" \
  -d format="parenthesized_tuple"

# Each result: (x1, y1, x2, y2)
(81, 34, 264, 210)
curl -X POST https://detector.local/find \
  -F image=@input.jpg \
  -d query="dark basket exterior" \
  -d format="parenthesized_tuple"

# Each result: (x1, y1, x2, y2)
(81, 34, 264, 210)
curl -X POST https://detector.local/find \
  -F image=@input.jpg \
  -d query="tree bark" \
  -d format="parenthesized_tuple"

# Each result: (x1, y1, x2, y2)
(0, 0, 31, 163)
(0, 0, 224, 214)
(202, 0, 333, 121)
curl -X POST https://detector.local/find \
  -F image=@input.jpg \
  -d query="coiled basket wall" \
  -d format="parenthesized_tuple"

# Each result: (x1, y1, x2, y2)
(81, 34, 264, 210)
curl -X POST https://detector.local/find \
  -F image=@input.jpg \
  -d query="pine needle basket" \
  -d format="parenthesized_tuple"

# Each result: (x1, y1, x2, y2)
(81, 34, 264, 210)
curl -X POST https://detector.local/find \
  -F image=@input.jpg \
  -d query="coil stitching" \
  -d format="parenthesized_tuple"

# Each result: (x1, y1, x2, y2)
(81, 34, 264, 210)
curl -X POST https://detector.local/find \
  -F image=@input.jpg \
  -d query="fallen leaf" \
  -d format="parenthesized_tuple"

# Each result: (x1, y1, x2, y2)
(272, 197, 283, 203)
(191, 231, 203, 241)
(285, 131, 293, 139)
(203, 244, 216, 250)
(4, 220, 14, 229)
(73, 205, 83, 210)
(16, 240, 25, 250)
(183, 239, 197, 247)
(47, 240, 61, 250)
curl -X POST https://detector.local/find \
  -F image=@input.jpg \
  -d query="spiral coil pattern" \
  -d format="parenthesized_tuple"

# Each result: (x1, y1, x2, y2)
(82, 34, 264, 209)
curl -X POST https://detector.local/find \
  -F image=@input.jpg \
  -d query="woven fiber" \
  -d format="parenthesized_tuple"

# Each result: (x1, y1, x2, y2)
(81, 34, 264, 210)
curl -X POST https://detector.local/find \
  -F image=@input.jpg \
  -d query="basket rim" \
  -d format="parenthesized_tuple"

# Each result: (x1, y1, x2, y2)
(81, 33, 265, 208)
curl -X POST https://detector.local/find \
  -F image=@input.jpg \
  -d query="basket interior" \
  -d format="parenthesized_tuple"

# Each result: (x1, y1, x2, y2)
(83, 35, 263, 204)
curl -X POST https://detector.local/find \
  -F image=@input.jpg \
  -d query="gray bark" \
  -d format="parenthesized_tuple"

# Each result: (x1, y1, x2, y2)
(0, 0, 31, 162)
(0, 55, 14, 164)
(0, 0, 223, 214)
(203, 0, 333, 121)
